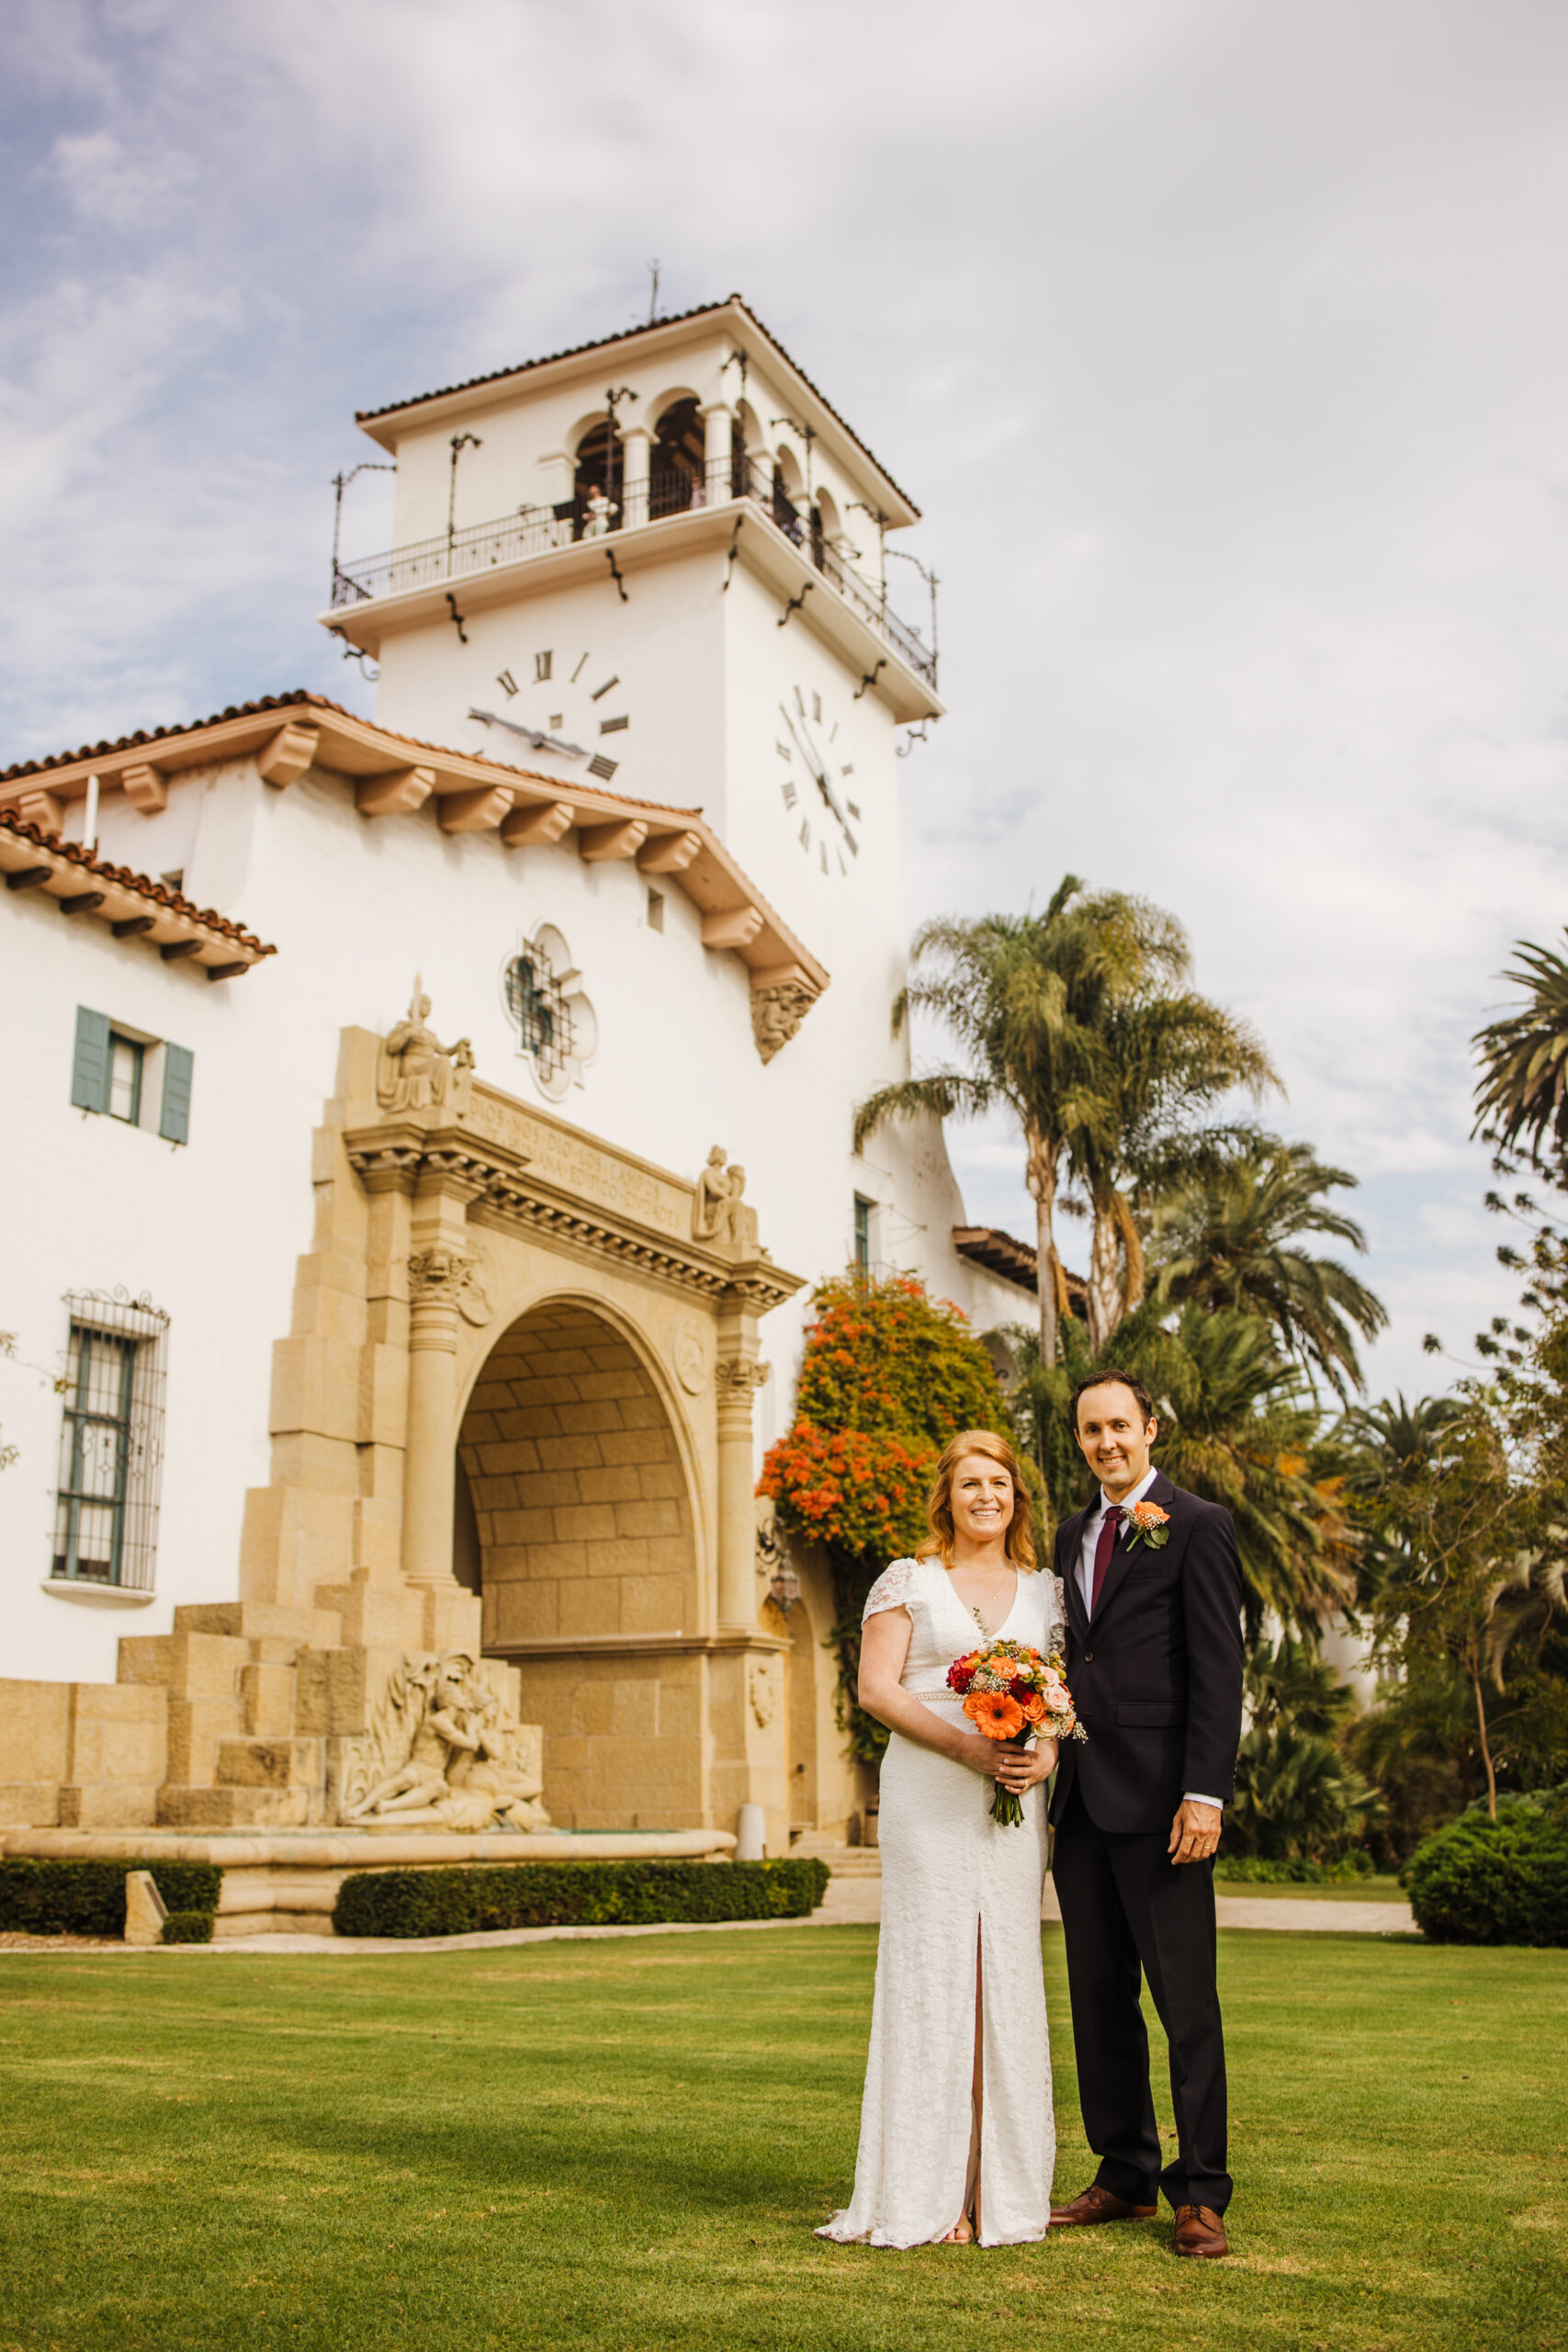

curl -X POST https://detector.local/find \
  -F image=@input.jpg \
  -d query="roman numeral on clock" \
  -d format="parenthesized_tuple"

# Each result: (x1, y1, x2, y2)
(599, 715, 629, 735)
(497, 670, 519, 698)
(590, 674, 620, 701)
(588, 753, 618, 781)
(799, 818, 811, 849)
(782, 781, 797, 808)
(535, 651, 552, 681)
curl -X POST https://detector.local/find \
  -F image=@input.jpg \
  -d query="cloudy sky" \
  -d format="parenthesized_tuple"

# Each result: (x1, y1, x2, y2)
(6, 0, 1568, 1402)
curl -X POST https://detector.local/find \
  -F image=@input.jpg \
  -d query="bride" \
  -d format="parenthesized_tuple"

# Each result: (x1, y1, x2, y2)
(817, 1429, 1065, 2249)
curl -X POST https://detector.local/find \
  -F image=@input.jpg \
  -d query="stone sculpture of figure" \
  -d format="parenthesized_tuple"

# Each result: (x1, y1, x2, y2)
(693, 1146, 731, 1240)
(344, 1653, 483, 1819)
(439, 1696, 551, 1831)
(725, 1165, 760, 1255)
(377, 984, 474, 1116)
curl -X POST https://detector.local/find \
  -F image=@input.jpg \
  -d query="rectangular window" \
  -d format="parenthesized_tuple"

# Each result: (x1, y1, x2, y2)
(51, 1293, 169, 1591)
(853, 1194, 874, 1275)
(69, 1007, 193, 1144)
(107, 1034, 144, 1125)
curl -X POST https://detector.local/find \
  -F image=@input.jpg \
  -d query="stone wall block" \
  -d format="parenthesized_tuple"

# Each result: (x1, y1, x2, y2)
(0, 1679, 73, 1780)
(58, 1781, 164, 1829)
(67, 1682, 169, 1784)
(162, 1633, 251, 1702)
(292, 1644, 409, 1737)
(619, 1575, 689, 1634)
(290, 1281, 368, 1348)
(269, 1336, 363, 1444)
(164, 1695, 242, 1787)
(555, 1577, 622, 1637)
(359, 1343, 409, 1447)
(214, 1736, 324, 1789)
(0, 1784, 61, 1827)
(115, 1637, 174, 1690)
(240, 1660, 297, 1736)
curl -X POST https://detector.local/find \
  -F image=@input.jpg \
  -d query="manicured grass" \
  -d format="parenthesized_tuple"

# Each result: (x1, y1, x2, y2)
(1, 1928, 1564, 2351)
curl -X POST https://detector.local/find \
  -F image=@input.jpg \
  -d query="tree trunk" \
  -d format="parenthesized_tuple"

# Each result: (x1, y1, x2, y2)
(1470, 1657, 1498, 1820)
(1027, 1135, 1059, 1366)
(1112, 1189, 1145, 1317)
(1086, 1193, 1122, 1352)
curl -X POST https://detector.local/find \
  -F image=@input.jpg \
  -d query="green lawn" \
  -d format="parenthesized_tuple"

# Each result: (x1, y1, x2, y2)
(1, 1927, 1564, 2352)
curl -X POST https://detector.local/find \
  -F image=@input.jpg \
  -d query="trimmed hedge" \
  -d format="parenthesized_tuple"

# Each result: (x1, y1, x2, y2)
(160, 1909, 215, 1946)
(1403, 1787, 1568, 1947)
(333, 1856, 831, 1940)
(1215, 1853, 1375, 1885)
(0, 1859, 222, 1939)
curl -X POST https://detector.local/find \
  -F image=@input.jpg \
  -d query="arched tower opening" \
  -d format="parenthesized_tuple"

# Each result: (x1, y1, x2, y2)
(456, 1298, 700, 1826)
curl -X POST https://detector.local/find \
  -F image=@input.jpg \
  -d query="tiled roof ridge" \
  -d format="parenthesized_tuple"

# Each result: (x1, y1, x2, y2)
(0, 808, 276, 954)
(353, 294, 919, 516)
(1, 690, 704, 820)
(2, 690, 333, 782)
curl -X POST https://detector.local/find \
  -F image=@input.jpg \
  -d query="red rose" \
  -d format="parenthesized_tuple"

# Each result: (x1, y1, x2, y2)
(1010, 1677, 1032, 1703)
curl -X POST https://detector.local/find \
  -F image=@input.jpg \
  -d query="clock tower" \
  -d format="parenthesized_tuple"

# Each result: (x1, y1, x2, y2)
(321, 295, 943, 985)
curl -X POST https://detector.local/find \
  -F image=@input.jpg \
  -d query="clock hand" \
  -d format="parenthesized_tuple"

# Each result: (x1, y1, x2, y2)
(469, 707, 588, 759)
(785, 708, 847, 827)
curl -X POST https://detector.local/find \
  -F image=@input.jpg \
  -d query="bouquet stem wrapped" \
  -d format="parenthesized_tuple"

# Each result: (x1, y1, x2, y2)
(947, 1638, 1087, 1826)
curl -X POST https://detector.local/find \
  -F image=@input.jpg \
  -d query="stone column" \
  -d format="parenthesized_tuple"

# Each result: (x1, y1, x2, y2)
(715, 1323, 767, 1631)
(702, 401, 736, 501)
(621, 424, 651, 529)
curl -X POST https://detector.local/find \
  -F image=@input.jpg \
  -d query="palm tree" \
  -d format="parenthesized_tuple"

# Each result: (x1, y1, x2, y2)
(1148, 1135, 1387, 1396)
(1153, 1305, 1354, 1634)
(852, 880, 1179, 1363)
(1472, 934, 1568, 1170)
(1071, 997, 1280, 1350)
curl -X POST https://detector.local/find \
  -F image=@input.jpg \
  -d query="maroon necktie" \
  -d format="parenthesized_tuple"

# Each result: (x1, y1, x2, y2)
(1090, 1504, 1123, 1616)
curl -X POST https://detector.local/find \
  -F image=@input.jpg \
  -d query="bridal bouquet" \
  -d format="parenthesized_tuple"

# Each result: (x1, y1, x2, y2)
(947, 1638, 1086, 1826)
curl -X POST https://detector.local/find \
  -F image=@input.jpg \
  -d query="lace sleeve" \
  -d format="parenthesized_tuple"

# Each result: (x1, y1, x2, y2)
(862, 1557, 920, 1622)
(1047, 1573, 1068, 1654)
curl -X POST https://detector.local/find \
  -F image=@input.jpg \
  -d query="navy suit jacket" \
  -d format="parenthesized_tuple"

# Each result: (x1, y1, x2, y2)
(1048, 1468, 1245, 1836)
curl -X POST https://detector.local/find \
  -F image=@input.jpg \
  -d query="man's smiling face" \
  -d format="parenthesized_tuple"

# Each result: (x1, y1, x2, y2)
(1074, 1381, 1157, 1501)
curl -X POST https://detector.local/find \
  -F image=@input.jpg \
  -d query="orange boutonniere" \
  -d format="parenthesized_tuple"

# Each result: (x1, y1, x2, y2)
(1123, 1499, 1170, 1552)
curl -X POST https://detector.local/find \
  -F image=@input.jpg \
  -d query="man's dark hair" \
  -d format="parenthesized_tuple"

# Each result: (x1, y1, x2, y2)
(1070, 1367, 1157, 1432)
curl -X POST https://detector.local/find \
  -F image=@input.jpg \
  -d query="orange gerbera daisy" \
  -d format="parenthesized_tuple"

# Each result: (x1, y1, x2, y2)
(964, 1690, 1025, 1740)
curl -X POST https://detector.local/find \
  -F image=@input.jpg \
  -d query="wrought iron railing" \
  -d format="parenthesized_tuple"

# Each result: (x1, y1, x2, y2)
(333, 453, 937, 687)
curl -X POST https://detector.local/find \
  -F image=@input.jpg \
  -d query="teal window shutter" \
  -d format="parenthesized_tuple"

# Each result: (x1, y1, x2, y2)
(70, 1008, 112, 1113)
(159, 1044, 194, 1146)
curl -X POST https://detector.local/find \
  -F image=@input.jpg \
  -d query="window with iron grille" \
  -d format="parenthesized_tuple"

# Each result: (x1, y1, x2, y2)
(51, 1291, 169, 1591)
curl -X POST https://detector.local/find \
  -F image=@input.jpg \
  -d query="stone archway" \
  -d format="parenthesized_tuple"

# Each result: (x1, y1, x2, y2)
(457, 1298, 701, 1828)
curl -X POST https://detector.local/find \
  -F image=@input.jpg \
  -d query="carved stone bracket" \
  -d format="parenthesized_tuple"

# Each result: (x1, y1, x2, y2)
(715, 1357, 771, 1399)
(750, 979, 817, 1065)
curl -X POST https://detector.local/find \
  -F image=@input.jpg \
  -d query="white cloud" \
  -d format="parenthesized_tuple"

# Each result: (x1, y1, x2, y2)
(5, 0, 1567, 1403)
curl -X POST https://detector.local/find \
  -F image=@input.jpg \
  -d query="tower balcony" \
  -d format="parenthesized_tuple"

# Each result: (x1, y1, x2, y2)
(324, 454, 941, 719)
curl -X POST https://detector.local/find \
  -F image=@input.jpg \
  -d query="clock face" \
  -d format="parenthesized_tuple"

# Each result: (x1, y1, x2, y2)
(774, 683, 862, 877)
(468, 645, 632, 786)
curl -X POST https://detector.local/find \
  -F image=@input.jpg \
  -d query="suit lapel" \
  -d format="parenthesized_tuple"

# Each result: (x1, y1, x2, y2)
(1090, 1469, 1177, 1623)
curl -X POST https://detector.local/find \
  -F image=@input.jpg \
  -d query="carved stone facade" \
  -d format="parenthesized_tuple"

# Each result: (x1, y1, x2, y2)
(221, 1013, 806, 1850)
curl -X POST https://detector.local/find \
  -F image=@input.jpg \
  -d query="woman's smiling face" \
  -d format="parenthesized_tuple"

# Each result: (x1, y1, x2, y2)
(950, 1453, 1016, 1547)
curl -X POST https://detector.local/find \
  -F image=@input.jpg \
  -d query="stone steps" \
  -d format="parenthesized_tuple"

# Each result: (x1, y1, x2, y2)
(791, 1836, 882, 1879)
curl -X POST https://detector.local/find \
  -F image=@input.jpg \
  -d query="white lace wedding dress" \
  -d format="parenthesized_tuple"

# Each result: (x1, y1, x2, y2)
(818, 1555, 1065, 2248)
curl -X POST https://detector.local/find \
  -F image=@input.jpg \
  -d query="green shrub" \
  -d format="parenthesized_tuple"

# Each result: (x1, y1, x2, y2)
(333, 1857, 830, 1940)
(0, 1860, 222, 1938)
(1215, 1852, 1375, 1884)
(1402, 1787, 1568, 1946)
(160, 1909, 214, 1946)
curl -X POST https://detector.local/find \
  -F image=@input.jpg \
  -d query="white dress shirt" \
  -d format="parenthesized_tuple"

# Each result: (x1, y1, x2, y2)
(1076, 1468, 1224, 1814)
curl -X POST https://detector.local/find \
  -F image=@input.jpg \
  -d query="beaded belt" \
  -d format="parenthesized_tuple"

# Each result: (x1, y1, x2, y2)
(905, 1689, 964, 1702)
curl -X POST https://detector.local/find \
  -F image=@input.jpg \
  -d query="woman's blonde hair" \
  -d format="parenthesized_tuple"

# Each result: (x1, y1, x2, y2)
(917, 1430, 1037, 1571)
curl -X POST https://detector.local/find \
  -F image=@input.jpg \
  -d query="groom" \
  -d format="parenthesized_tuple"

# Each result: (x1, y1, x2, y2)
(1048, 1370, 1245, 2258)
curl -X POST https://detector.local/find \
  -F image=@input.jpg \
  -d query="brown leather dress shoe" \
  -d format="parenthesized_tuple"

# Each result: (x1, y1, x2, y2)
(1049, 2185, 1158, 2226)
(1172, 2203, 1229, 2257)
